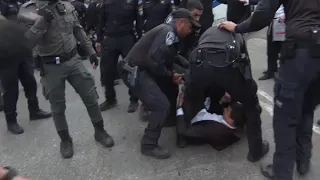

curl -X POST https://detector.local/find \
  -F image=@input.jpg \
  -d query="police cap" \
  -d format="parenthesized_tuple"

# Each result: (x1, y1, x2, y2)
(171, 8, 201, 29)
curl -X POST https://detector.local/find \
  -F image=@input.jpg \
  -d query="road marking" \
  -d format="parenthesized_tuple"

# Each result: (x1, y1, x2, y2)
(257, 89, 320, 135)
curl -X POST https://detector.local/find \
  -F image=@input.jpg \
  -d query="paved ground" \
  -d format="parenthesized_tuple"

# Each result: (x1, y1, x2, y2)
(1, 29, 320, 180)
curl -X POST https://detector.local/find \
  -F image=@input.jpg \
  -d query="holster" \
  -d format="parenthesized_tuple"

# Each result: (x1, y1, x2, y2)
(36, 57, 45, 77)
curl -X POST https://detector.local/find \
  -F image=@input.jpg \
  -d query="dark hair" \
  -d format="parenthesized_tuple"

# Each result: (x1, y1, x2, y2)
(186, 0, 203, 11)
(230, 102, 246, 128)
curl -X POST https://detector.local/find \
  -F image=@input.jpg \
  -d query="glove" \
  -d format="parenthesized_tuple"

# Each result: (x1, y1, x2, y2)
(89, 54, 99, 67)
(37, 6, 54, 22)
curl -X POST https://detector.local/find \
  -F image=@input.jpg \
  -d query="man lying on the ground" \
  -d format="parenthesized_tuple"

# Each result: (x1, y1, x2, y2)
(176, 91, 246, 148)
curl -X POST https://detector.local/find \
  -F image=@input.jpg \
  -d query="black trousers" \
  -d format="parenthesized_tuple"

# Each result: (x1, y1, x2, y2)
(121, 70, 170, 149)
(272, 48, 320, 179)
(101, 34, 138, 102)
(266, 25, 282, 74)
(186, 52, 263, 159)
(1, 58, 39, 124)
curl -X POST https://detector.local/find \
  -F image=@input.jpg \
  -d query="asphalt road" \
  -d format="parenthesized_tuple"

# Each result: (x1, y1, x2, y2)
(1, 29, 320, 180)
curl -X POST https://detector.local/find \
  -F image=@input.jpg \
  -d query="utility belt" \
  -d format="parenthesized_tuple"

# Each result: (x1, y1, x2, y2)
(40, 48, 78, 65)
(190, 48, 248, 68)
(281, 40, 320, 59)
(282, 27, 320, 59)
(38, 48, 77, 76)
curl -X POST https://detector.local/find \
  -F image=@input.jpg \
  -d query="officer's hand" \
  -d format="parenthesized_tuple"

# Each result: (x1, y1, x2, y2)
(219, 21, 237, 32)
(172, 73, 184, 85)
(95, 43, 101, 53)
(37, 6, 54, 22)
(89, 54, 99, 69)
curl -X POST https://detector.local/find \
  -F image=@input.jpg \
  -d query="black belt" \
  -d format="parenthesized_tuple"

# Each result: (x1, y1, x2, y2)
(41, 48, 78, 64)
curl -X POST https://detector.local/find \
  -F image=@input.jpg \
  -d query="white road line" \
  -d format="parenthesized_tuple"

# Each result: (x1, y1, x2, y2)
(257, 89, 320, 135)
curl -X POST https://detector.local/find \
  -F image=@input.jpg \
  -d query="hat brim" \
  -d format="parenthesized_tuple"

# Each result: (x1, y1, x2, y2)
(190, 19, 201, 29)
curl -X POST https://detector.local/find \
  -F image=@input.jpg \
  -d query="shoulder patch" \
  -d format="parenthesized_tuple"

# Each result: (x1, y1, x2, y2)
(165, 31, 175, 46)
(165, 15, 172, 23)
(21, 1, 35, 8)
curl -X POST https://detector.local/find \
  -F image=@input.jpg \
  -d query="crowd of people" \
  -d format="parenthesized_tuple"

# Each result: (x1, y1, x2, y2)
(0, 0, 319, 179)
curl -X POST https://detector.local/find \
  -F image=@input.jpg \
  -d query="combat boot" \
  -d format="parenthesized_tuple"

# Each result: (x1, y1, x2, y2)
(99, 100, 117, 111)
(141, 146, 171, 159)
(247, 140, 269, 162)
(127, 101, 139, 113)
(7, 123, 24, 134)
(94, 121, 114, 147)
(30, 109, 52, 121)
(297, 160, 310, 175)
(6, 114, 24, 134)
(58, 130, 74, 159)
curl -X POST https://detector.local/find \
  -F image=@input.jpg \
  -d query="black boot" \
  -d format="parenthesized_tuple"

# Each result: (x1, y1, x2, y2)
(30, 109, 52, 121)
(259, 72, 275, 80)
(141, 146, 171, 159)
(58, 130, 74, 159)
(297, 160, 310, 175)
(247, 140, 269, 162)
(7, 123, 24, 134)
(177, 135, 188, 148)
(127, 101, 139, 113)
(260, 163, 274, 179)
(99, 100, 117, 112)
(94, 121, 114, 147)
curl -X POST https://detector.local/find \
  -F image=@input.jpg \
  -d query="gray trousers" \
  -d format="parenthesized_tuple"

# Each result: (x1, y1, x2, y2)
(41, 55, 103, 132)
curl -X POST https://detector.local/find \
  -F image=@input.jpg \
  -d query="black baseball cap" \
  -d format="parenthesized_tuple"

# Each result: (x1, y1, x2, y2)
(171, 8, 201, 29)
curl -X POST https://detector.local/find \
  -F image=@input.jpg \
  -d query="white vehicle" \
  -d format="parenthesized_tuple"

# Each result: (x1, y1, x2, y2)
(212, 0, 227, 25)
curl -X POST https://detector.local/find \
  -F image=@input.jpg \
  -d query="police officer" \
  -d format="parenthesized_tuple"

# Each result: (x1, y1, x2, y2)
(183, 26, 269, 162)
(143, 0, 175, 32)
(19, 0, 114, 159)
(120, 8, 200, 159)
(95, 0, 144, 113)
(220, 0, 320, 179)
(1, 0, 52, 135)
(0, 0, 19, 20)
(175, 0, 203, 58)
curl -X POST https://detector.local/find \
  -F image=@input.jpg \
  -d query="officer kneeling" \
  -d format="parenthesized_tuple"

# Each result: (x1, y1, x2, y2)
(120, 8, 200, 159)
(184, 26, 269, 162)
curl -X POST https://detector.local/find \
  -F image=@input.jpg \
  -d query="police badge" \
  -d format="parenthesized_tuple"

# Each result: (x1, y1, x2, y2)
(165, 31, 175, 46)
(165, 15, 173, 23)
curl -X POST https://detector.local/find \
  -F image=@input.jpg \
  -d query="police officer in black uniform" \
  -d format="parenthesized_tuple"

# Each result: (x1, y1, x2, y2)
(220, 0, 320, 179)
(143, 0, 175, 32)
(0, 0, 19, 20)
(96, 0, 144, 113)
(120, 8, 200, 159)
(0, 0, 52, 135)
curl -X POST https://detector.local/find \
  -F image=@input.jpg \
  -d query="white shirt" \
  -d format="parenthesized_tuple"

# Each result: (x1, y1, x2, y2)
(177, 108, 236, 129)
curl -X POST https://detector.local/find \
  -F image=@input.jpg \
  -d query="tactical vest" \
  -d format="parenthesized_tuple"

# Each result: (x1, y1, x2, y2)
(189, 26, 252, 80)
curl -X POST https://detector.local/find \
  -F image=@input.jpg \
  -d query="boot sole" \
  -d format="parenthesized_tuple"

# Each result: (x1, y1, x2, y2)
(141, 151, 171, 159)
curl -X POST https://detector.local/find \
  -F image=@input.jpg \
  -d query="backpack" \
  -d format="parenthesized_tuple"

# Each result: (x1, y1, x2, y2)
(189, 26, 252, 80)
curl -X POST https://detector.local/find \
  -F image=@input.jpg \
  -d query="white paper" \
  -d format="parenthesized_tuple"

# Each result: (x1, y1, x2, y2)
(272, 19, 286, 41)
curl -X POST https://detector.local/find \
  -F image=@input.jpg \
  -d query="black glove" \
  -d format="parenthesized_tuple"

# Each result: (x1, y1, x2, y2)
(89, 54, 99, 66)
(37, 6, 54, 22)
